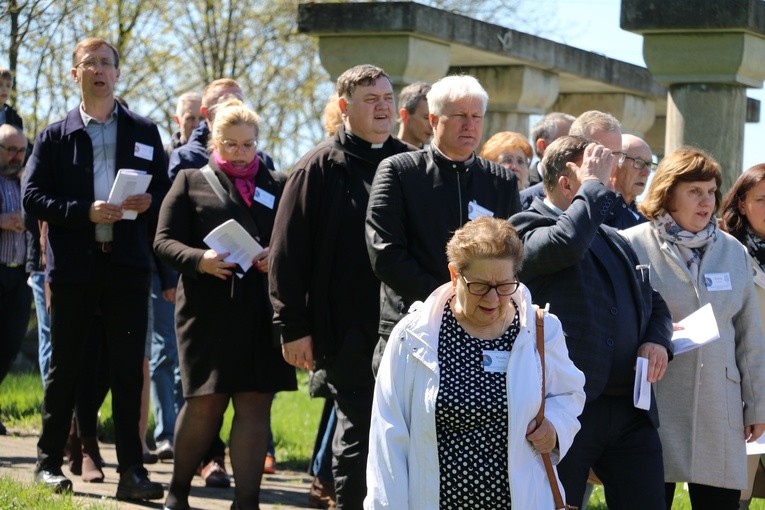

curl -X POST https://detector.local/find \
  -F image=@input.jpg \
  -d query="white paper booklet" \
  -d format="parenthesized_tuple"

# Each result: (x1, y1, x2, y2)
(633, 356, 651, 410)
(107, 169, 153, 220)
(203, 219, 264, 277)
(671, 303, 720, 355)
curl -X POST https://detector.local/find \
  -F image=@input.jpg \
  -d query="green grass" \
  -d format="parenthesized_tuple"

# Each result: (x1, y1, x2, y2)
(0, 476, 116, 510)
(0, 370, 323, 470)
(7, 370, 765, 508)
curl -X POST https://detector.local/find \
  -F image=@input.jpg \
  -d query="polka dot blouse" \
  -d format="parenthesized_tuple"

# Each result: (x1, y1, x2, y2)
(436, 299, 520, 509)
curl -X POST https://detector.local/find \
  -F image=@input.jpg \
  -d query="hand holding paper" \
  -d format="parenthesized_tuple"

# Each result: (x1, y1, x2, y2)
(633, 357, 651, 410)
(203, 219, 264, 277)
(107, 169, 153, 220)
(671, 303, 720, 355)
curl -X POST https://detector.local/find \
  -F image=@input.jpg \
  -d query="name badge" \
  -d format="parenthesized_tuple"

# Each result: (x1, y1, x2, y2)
(134, 142, 154, 161)
(253, 188, 275, 209)
(468, 200, 494, 221)
(482, 350, 510, 373)
(704, 272, 732, 291)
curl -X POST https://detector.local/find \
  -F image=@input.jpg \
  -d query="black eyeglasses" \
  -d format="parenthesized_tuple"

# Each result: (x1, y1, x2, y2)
(459, 273, 519, 296)
(615, 151, 656, 171)
(0, 144, 26, 156)
(76, 58, 117, 70)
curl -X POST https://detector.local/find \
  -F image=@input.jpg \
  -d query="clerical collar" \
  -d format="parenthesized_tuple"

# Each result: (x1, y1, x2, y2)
(431, 145, 476, 171)
(345, 130, 386, 149)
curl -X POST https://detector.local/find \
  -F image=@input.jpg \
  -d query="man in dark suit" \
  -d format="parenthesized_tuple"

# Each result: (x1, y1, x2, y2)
(22, 37, 167, 500)
(510, 135, 673, 509)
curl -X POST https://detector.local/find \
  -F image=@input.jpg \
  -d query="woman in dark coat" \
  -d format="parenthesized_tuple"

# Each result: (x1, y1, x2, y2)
(154, 99, 296, 510)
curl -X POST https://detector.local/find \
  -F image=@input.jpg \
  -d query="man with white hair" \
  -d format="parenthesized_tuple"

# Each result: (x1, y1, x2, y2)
(164, 91, 202, 158)
(366, 74, 521, 373)
(609, 133, 653, 228)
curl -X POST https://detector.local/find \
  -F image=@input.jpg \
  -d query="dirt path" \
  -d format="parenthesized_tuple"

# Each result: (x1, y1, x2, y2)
(0, 430, 315, 509)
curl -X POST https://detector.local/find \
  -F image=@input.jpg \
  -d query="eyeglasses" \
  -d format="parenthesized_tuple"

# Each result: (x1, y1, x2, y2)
(459, 273, 519, 296)
(0, 144, 26, 156)
(615, 152, 656, 171)
(498, 155, 530, 168)
(220, 139, 257, 154)
(76, 58, 117, 70)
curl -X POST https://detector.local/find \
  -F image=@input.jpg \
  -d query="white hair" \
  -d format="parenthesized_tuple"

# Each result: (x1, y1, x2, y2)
(426, 75, 488, 116)
(175, 91, 202, 117)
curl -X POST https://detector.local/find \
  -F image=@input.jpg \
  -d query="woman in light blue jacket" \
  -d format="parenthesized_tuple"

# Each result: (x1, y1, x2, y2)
(365, 217, 585, 509)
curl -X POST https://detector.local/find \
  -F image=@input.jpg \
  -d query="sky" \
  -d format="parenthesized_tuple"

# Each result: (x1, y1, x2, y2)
(545, 0, 765, 171)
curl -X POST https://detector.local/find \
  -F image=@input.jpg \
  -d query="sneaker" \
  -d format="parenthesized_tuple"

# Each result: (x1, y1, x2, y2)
(116, 464, 163, 501)
(34, 467, 73, 493)
(154, 439, 174, 461)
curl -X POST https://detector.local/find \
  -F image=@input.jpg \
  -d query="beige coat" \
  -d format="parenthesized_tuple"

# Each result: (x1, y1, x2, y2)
(622, 223, 765, 489)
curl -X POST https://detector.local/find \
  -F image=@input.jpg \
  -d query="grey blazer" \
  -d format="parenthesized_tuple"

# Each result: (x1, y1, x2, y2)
(622, 222, 765, 489)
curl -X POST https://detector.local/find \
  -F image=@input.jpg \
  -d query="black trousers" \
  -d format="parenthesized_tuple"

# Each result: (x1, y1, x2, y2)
(665, 482, 740, 509)
(0, 265, 32, 383)
(330, 387, 373, 510)
(37, 257, 149, 473)
(557, 394, 666, 509)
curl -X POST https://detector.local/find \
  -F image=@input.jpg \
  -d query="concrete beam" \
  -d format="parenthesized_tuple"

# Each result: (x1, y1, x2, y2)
(552, 93, 657, 136)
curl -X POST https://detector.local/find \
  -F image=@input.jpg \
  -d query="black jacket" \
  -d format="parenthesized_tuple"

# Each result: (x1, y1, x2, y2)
(2, 104, 23, 130)
(269, 127, 412, 376)
(366, 145, 521, 336)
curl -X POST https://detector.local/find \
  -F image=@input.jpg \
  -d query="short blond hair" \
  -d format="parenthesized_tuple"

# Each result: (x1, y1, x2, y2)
(208, 99, 260, 151)
(446, 217, 524, 272)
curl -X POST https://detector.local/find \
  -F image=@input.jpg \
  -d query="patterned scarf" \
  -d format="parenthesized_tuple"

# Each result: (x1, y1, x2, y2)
(744, 226, 765, 288)
(653, 211, 716, 280)
(212, 149, 259, 207)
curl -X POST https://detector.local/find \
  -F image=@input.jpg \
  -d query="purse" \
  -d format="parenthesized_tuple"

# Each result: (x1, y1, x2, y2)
(534, 307, 578, 510)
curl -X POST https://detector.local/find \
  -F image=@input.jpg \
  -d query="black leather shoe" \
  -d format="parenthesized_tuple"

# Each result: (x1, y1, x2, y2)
(34, 468, 73, 493)
(116, 465, 163, 501)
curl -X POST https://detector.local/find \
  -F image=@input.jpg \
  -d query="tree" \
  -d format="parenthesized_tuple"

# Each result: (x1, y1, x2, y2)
(1, 0, 557, 169)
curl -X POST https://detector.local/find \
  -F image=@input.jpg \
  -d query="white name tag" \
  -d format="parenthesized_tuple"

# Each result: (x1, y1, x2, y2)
(253, 188, 275, 209)
(482, 350, 510, 373)
(704, 272, 732, 291)
(134, 142, 154, 161)
(468, 200, 494, 221)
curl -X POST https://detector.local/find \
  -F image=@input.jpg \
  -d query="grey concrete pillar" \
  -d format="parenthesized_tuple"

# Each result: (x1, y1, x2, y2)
(666, 84, 746, 191)
(458, 66, 559, 143)
(317, 35, 451, 96)
(621, 0, 765, 192)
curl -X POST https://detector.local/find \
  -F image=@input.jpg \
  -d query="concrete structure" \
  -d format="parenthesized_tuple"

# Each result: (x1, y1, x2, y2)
(622, 0, 765, 191)
(297, 1, 668, 149)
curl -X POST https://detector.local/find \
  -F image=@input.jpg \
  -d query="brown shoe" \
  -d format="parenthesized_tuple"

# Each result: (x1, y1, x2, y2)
(80, 437, 104, 483)
(200, 458, 230, 488)
(307, 476, 336, 509)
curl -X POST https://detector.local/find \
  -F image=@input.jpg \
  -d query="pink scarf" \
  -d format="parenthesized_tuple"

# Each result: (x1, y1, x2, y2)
(211, 149, 260, 207)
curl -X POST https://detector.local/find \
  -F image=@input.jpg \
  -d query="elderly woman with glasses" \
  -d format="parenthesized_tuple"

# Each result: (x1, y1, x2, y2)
(479, 131, 533, 189)
(365, 216, 585, 509)
(154, 99, 296, 510)
(622, 148, 765, 510)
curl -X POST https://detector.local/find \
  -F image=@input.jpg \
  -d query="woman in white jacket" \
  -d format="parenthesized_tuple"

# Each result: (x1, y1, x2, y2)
(365, 217, 585, 510)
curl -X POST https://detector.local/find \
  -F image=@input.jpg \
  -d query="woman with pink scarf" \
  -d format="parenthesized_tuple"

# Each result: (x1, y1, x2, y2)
(154, 99, 296, 510)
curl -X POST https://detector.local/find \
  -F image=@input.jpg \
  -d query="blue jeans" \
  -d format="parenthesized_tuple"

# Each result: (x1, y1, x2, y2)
(148, 271, 183, 444)
(28, 271, 51, 388)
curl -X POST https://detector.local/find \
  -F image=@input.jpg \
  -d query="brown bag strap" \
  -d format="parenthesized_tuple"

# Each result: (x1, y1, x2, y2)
(535, 307, 573, 510)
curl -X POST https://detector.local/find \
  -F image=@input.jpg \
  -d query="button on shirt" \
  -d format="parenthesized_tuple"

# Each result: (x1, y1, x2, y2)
(0, 174, 25, 265)
(80, 103, 118, 242)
